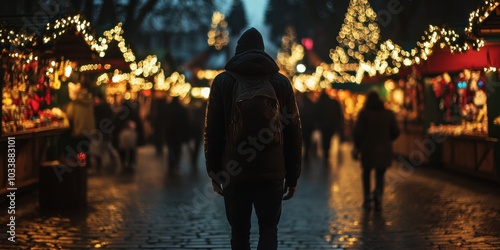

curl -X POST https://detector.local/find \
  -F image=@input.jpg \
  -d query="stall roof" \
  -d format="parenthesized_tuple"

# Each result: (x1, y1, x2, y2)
(410, 42, 500, 74)
(42, 30, 97, 62)
(476, 4, 500, 39)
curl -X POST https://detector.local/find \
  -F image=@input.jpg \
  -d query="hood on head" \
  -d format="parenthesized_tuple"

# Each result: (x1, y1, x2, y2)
(235, 27, 265, 55)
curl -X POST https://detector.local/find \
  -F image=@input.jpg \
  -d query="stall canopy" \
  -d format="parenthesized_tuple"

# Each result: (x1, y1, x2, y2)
(413, 43, 500, 74)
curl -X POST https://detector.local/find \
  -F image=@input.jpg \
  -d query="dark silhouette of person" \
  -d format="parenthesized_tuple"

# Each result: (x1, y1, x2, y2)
(204, 27, 302, 250)
(65, 84, 95, 163)
(150, 91, 167, 156)
(186, 98, 207, 170)
(164, 96, 190, 175)
(353, 91, 400, 211)
(90, 92, 120, 173)
(112, 98, 142, 173)
(296, 91, 316, 163)
(315, 89, 344, 165)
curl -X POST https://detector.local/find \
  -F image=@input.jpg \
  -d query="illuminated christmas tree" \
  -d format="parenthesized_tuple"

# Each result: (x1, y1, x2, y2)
(207, 11, 229, 50)
(329, 0, 380, 82)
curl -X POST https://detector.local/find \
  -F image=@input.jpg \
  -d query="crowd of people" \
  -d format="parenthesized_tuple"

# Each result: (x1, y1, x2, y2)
(62, 81, 206, 175)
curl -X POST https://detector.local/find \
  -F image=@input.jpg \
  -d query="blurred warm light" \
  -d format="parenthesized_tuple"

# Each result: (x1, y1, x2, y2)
(191, 87, 211, 99)
(296, 64, 306, 73)
(207, 11, 229, 50)
(277, 26, 304, 77)
(64, 65, 72, 77)
(384, 79, 396, 91)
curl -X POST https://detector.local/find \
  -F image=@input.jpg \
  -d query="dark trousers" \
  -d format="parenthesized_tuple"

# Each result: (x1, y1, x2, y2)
(223, 180, 284, 250)
(362, 168, 386, 198)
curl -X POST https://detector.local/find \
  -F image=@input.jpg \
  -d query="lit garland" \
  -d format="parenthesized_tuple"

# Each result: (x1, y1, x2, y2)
(93, 23, 136, 62)
(325, 0, 487, 84)
(163, 72, 191, 98)
(465, 0, 500, 36)
(130, 55, 161, 78)
(276, 26, 304, 77)
(207, 11, 229, 50)
(0, 28, 36, 48)
(43, 15, 93, 45)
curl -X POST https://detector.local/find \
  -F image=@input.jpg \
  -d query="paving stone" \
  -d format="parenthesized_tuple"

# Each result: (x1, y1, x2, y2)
(1, 144, 500, 249)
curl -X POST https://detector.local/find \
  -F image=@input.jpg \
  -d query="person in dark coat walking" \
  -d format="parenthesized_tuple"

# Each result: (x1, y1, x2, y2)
(187, 98, 207, 169)
(90, 92, 121, 173)
(315, 88, 344, 165)
(164, 96, 190, 175)
(296, 91, 316, 163)
(204, 27, 302, 250)
(353, 91, 400, 211)
(150, 91, 167, 156)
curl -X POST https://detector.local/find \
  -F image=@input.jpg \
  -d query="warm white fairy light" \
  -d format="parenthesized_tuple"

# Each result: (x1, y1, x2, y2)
(43, 15, 93, 45)
(325, 0, 488, 84)
(277, 26, 305, 77)
(167, 72, 191, 98)
(465, 0, 500, 36)
(196, 69, 223, 80)
(207, 11, 229, 50)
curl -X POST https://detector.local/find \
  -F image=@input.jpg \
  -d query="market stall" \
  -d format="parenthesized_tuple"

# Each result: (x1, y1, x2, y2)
(425, 66, 499, 179)
(0, 16, 98, 195)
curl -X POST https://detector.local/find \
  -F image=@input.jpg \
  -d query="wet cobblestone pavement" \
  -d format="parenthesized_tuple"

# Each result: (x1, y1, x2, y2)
(1, 141, 500, 249)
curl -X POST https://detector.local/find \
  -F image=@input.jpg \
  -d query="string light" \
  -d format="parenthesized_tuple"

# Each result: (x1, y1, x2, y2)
(324, 0, 489, 84)
(43, 15, 93, 45)
(465, 0, 500, 36)
(0, 28, 36, 48)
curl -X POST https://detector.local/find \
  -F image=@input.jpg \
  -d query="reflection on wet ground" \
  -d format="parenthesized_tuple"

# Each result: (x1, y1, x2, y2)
(1, 139, 500, 249)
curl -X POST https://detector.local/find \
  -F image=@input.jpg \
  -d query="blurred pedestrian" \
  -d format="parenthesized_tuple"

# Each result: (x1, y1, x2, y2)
(65, 82, 95, 162)
(112, 98, 142, 173)
(315, 88, 344, 165)
(164, 95, 190, 175)
(352, 91, 400, 211)
(90, 92, 121, 173)
(204, 27, 302, 250)
(118, 119, 138, 172)
(150, 90, 167, 156)
(296, 91, 316, 163)
(186, 98, 207, 170)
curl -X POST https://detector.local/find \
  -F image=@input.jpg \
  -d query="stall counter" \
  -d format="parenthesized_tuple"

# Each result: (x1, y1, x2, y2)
(1, 126, 69, 195)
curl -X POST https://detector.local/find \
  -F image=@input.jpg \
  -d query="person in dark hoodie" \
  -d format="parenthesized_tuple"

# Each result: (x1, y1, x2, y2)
(353, 91, 400, 211)
(204, 27, 303, 250)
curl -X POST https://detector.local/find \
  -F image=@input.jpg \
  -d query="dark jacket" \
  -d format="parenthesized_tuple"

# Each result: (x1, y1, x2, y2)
(204, 49, 302, 187)
(353, 99, 400, 169)
(165, 97, 190, 145)
(316, 91, 343, 134)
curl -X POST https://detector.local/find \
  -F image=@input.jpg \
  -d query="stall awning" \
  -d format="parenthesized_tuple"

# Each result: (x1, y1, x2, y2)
(406, 43, 500, 75)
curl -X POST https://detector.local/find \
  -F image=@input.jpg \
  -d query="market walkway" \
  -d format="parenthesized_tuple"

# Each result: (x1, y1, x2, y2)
(1, 140, 500, 249)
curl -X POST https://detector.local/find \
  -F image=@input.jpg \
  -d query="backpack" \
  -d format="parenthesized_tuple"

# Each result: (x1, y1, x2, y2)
(226, 71, 283, 149)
